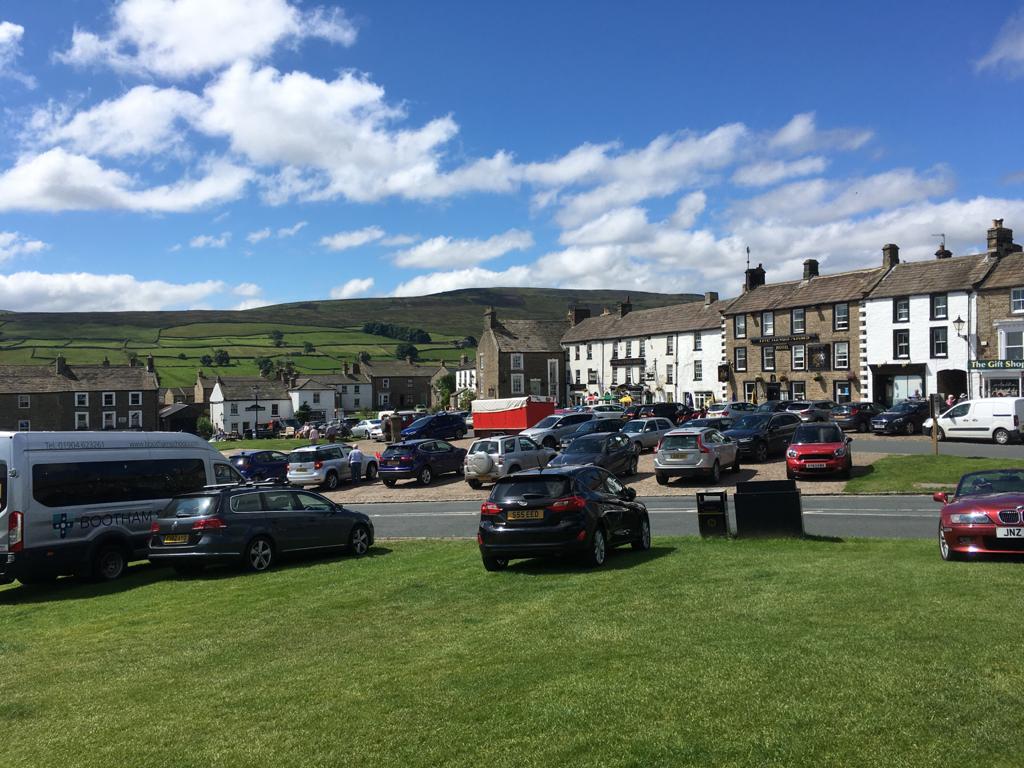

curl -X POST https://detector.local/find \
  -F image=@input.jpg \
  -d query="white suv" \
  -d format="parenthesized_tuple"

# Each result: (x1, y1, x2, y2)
(463, 435, 556, 489)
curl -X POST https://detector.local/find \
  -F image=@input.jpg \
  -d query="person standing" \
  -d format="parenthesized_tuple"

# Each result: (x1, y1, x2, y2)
(308, 424, 320, 445)
(349, 444, 364, 482)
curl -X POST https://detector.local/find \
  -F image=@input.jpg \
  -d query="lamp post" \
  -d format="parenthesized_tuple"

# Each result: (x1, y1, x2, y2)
(953, 315, 969, 398)
(251, 385, 260, 439)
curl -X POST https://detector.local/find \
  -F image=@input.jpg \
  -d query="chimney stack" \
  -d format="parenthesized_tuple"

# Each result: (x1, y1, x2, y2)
(704, 291, 719, 306)
(406, 355, 414, 365)
(460, 354, 469, 366)
(102, 356, 110, 368)
(290, 375, 298, 388)
(342, 361, 350, 374)
(882, 243, 900, 270)
(987, 219, 1021, 258)
(146, 354, 155, 373)
(484, 306, 498, 329)
(352, 362, 361, 375)
(743, 264, 766, 293)
(802, 259, 819, 280)
(55, 354, 68, 376)
(935, 244, 952, 259)
(618, 296, 632, 318)
(568, 305, 592, 326)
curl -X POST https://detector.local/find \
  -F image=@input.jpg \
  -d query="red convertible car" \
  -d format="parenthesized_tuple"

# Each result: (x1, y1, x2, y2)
(935, 469, 1024, 561)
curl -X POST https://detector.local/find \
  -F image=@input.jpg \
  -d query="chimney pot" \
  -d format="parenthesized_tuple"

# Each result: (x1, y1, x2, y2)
(882, 243, 900, 270)
(618, 296, 632, 317)
(743, 264, 766, 293)
(146, 354, 155, 373)
(935, 245, 953, 259)
(484, 306, 498, 329)
(987, 219, 1021, 258)
(802, 259, 819, 280)
(704, 291, 719, 306)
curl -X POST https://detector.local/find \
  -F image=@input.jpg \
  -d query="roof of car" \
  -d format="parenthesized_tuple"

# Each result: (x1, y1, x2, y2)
(503, 465, 591, 478)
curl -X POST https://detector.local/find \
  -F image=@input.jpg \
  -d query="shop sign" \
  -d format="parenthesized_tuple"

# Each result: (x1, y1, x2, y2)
(750, 333, 819, 346)
(970, 359, 1024, 371)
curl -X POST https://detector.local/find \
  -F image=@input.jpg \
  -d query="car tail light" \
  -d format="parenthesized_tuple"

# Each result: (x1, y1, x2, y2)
(314, 461, 324, 470)
(150, 521, 160, 533)
(550, 495, 586, 512)
(285, 463, 290, 471)
(192, 517, 227, 531)
(697, 436, 711, 454)
(1016, 415, 1020, 428)
(8, 511, 23, 553)
(480, 501, 501, 517)
(496, 456, 504, 466)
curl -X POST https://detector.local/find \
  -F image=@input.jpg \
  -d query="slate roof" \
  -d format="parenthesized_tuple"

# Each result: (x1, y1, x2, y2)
(491, 319, 570, 352)
(213, 377, 291, 401)
(724, 267, 888, 315)
(363, 360, 441, 378)
(979, 252, 1024, 290)
(302, 372, 371, 387)
(868, 254, 994, 299)
(0, 363, 159, 394)
(561, 300, 728, 344)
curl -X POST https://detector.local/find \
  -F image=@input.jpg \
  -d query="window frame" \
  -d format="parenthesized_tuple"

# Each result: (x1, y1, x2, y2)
(893, 297, 910, 324)
(790, 381, 806, 400)
(75, 392, 89, 407)
(1011, 287, 1024, 314)
(930, 293, 948, 321)
(792, 344, 806, 371)
(791, 307, 806, 335)
(734, 347, 747, 372)
(734, 314, 746, 339)
(893, 329, 910, 359)
(761, 345, 775, 371)
(17, 394, 30, 409)
(102, 391, 116, 407)
(693, 332, 702, 351)
(128, 410, 143, 429)
(75, 411, 89, 430)
(666, 336, 674, 355)
(762, 311, 775, 337)
(129, 391, 143, 406)
(834, 341, 850, 370)
(510, 373, 525, 395)
(833, 303, 850, 331)
(693, 360, 703, 380)
(931, 326, 948, 358)
(510, 353, 524, 370)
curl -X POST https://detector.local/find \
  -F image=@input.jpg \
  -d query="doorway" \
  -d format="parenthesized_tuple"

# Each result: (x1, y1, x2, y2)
(765, 383, 781, 401)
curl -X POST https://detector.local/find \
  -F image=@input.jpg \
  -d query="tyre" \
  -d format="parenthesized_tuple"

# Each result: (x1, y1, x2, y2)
(244, 536, 274, 572)
(382, 478, 397, 488)
(93, 543, 128, 581)
(656, 471, 668, 486)
(858, 420, 868, 433)
(456, 429, 466, 440)
(324, 471, 339, 491)
(786, 468, 796, 480)
(508, 465, 521, 475)
(365, 463, 378, 481)
(418, 466, 433, 485)
(349, 524, 371, 556)
(542, 437, 556, 449)
(754, 442, 768, 463)
(993, 428, 1010, 446)
(482, 554, 509, 572)
(172, 562, 205, 577)
(841, 460, 852, 480)
(707, 461, 720, 484)
(628, 456, 638, 476)
(633, 441, 643, 455)
(632, 516, 651, 551)
(583, 527, 607, 568)
(903, 421, 915, 436)
(935, 427, 946, 442)
(731, 453, 741, 473)
(938, 525, 964, 561)
(467, 478, 483, 490)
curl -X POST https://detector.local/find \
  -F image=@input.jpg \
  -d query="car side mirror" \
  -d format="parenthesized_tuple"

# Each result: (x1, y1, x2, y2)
(623, 487, 637, 500)
(932, 492, 948, 504)
(846, 436, 853, 443)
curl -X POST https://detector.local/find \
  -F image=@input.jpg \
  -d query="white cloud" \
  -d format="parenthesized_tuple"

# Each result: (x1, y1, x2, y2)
(977, 9, 1024, 75)
(393, 229, 533, 268)
(232, 282, 261, 297)
(393, 266, 533, 298)
(0, 271, 225, 311)
(0, 20, 34, 88)
(0, 231, 48, 262)
(276, 220, 307, 238)
(731, 156, 827, 187)
(320, 226, 385, 251)
(559, 208, 651, 246)
(769, 112, 872, 153)
(670, 191, 707, 228)
(168, 243, 182, 252)
(330, 277, 375, 299)
(0, 149, 252, 212)
(234, 298, 271, 310)
(56, 0, 357, 78)
(190, 232, 230, 248)
(381, 233, 417, 246)
(246, 228, 271, 243)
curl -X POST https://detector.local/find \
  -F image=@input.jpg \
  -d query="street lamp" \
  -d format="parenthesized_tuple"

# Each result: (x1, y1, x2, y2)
(251, 385, 260, 438)
(953, 315, 965, 338)
(952, 315, 969, 398)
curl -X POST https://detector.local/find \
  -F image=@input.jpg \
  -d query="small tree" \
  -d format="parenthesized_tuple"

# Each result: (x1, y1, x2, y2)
(213, 348, 230, 366)
(434, 373, 455, 409)
(303, 341, 315, 353)
(177, 352, 187, 360)
(270, 329, 284, 347)
(395, 343, 419, 361)
(196, 416, 214, 439)
(200, 354, 214, 366)
(458, 390, 476, 412)
(255, 356, 274, 377)
(357, 351, 372, 363)
(295, 402, 312, 424)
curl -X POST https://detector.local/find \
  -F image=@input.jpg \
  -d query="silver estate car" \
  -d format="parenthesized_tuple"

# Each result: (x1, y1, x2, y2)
(654, 427, 740, 485)
(463, 435, 556, 488)
(620, 417, 676, 453)
(520, 412, 595, 449)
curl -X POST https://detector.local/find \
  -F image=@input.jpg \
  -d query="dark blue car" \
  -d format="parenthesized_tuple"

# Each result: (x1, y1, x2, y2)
(230, 450, 290, 482)
(379, 439, 468, 487)
(400, 413, 468, 441)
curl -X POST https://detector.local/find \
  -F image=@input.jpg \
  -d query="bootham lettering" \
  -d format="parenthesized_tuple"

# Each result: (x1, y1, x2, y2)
(78, 511, 155, 529)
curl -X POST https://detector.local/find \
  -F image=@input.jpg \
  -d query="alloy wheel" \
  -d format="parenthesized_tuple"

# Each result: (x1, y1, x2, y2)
(350, 526, 370, 556)
(248, 539, 273, 571)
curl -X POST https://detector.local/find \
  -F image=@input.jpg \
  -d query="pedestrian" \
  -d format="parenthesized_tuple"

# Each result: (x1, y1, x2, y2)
(946, 393, 956, 408)
(308, 424, 320, 444)
(349, 444, 364, 482)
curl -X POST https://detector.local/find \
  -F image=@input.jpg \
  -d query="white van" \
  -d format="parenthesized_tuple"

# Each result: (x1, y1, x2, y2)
(924, 397, 1024, 444)
(0, 431, 243, 586)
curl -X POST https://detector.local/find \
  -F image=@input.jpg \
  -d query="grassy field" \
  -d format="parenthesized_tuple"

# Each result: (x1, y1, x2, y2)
(1, 537, 1019, 767)
(214, 438, 352, 452)
(846, 454, 1021, 493)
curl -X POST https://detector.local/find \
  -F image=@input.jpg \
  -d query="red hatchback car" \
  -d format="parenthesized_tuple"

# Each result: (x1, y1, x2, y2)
(785, 423, 853, 479)
(935, 469, 1024, 561)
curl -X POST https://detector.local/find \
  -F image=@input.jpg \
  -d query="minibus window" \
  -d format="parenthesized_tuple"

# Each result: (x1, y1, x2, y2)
(0, 461, 6, 512)
(32, 459, 206, 508)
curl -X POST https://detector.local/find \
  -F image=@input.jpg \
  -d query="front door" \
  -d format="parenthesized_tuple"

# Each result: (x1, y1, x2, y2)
(766, 383, 781, 401)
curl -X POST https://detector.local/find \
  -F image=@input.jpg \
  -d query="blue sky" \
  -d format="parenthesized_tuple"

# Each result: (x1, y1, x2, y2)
(0, 0, 1023, 311)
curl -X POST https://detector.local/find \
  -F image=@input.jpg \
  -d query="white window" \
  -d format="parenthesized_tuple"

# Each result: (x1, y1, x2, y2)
(734, 314, 746, 339)
(611, 341, 619, 359)
(75, 412, 89, 430)
(230, 403, 238, 415)
(129, 391, 142, 406)
(625, 340, 633, 357)
(102, 411, 116, 430)
(378, 392, 390, 406)
(574, 369, 581, 385)
(511, 373, 525, 394)
(894, 297, 910, 323)
(743, 382, 757, 402)
(762, 346, 775, 371)
(129, 410, 143, 429)
(102, 392, 115, 407)
(382, 378, 390, 391)
(547, 359, 559, 398)
(792, 308, 806, 334)
(75, 392, 88, 407)
(313, 392, 321, 404)
(666, 336, 674, 355)
(693, 391, 712, 408)
(694, 332, 702, 351)
(834, 303, 850, 331)
(17, 394, 30, 409)
(835, 342, 849, 370)
(792, 344, 806, 370)
(693, 360, 703, 380)
(734, 347, 747, 371)
(586, 343, 593, 360)
(762, 311, 774, 336)
(893, 329, 910, 359)
(611, 367, 618, 385)
(510, 353, 524, 370)
(791, 381, 806, 400)
(1013, 287, 1024, 314)
(18, 420, 30, 432)
(1005, 330, 1023, 360)
(666, 367, 674, 384)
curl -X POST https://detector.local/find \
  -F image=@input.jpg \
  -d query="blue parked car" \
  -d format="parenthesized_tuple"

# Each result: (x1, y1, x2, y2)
(379, 439, 468, 487)
(400, 413, 468, 441)
(229, 450, 290, 482)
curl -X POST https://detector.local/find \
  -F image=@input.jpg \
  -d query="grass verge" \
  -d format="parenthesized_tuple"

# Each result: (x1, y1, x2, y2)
(215, 437, 355, 453)
(845, 454, 1021, 493)
(1, 537, 1020, 767)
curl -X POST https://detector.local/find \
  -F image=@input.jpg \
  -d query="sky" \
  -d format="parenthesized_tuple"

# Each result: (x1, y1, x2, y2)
(0, 1, 1023, 312)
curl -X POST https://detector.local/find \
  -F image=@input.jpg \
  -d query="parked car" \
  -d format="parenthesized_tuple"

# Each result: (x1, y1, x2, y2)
(685, 416, 735, 431)
(520, 412, 595, 449)
(784, 400, 837, 422)
(558, 417, 623, 450)
(148, 485, 373, 574)
(287, 444, 378, 490)
(463, 434, 555, 489)
(375, 412, 419, 441)
(638, 402, 692, 423)
(933, 468, 1024, 560)
(870, 400, 930, 435)
(786, 423, 853, 479)
(706, 401, 756, 418)
(477, 466, 651, 570)
(620, 417, 676, 453)
(620, 405, 644, 421)
(653, 426, 740, 485)
(924, 397, 1024, 445)
(547, 432, 638, 477)
(350, 419, 381, 438)
(230, 450, 290, 482)
(832, 402, 885, 432)
(723, 412, 801, 462)
(586, 404, 626, 416)
(379, 439, 468, 486)
(400, 412, 468, 441)
(754, 400, 790, 413)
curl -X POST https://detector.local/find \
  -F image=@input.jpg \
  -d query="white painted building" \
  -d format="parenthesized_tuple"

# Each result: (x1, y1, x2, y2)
(209, 378, 293, 433)
(289, 378, 338, 421)
(561, 295, 728, 407)
(308, 363, 373, 414)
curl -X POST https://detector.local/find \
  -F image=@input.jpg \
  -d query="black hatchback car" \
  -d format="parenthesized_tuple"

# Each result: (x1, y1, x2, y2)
(477, 466, 651, 571)
(400, 412, 468, 441)
(547, 432, 637, 476)
(723, 412, 802, 462)
(149, 485, 374, 575)
(870, 400, 930, 435)
(832, 401, 885, 432)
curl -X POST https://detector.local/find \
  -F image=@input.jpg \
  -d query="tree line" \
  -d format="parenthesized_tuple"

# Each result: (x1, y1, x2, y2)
(362, 322, 432, 344)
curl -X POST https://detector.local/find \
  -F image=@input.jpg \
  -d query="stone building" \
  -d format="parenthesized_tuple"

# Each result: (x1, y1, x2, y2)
(721, 260, 888, 404)
(0, 354, 161, 431)
(972, 220, 1024, 397)
(364, 359, 439, 410)
(476, 307, 568, 404)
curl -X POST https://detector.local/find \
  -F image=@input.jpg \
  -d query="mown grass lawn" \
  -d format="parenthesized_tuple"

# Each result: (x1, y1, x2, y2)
(846, 454, 1022, 493)
(1, 537, 1020, 767)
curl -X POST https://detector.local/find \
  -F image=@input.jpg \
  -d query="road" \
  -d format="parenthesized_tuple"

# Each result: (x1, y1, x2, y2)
(353, 494, 941, 541)
(851, 434, 1024, 459)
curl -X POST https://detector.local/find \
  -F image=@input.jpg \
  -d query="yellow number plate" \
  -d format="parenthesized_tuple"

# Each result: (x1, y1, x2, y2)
(507, 509, 544, 521)
(163, 534, 189, 545)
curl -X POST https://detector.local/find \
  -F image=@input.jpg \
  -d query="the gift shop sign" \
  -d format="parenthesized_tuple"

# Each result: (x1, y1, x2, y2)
(970, 359, 1024, 371)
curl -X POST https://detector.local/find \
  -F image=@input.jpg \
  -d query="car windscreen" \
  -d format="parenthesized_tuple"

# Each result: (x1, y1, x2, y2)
(161, 495, 217, 518)
(661, 434, 700, 450)
(621, 420, 644, 433)
(230, 455, 250, 465)
(731, 414, 771, 430)
(533, 416, 559, 429)
(564, 435, 606, 453)
(706, 403, 726, 412)
(492, 477, 571, 500)
(890, 401, 918, 413)
(407, 417, 432, 430)
(956, 470, 1024, 497)
(468, 440, 498, 454)
(382, 445, 414, 458)
(832, 405, 852, 414)
(754, 403, 778, 412)
(786, 402, 811, 411)
(686, 419, 715, 428)
(792, 426, 844, 444)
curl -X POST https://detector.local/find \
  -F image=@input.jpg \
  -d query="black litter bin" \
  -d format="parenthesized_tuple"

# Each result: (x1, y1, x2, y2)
(696, 489, 729, 537)
(733, 480, 803, 537)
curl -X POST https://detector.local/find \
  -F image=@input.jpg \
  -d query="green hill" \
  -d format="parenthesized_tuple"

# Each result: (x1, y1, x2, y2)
(0, 287, 700, 387)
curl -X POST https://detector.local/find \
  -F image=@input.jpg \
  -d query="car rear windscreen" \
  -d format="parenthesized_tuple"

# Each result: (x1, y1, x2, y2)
(564, 435, 605, 453)
(382, 445, 413, 458)
(661, 434, 699, 450)
(468, 441, 498, 454)
(162, 495, 217, 518)
(492, 477, 571, 500)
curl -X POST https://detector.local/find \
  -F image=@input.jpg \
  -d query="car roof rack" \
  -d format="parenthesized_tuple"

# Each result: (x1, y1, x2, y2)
(201, 478, 291, 491)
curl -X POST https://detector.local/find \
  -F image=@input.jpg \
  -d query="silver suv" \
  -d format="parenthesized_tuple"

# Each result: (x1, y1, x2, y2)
(286, 444, 379, 490)
(654, 427, 740, 485)
(463, 434, 556, 489)
(620, 417, 676, 453)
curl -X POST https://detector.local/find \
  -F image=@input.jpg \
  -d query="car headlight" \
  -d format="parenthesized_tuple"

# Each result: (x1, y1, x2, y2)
(950, 512, 992, 525)
(739, 437, 753, 443)
(833, 447, 846, 457)
(786, 449, 798, 458)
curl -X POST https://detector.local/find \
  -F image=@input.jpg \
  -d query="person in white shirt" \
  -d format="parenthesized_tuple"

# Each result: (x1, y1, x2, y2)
(308, 425, 320, 444)
(349, 445, 364, 482)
